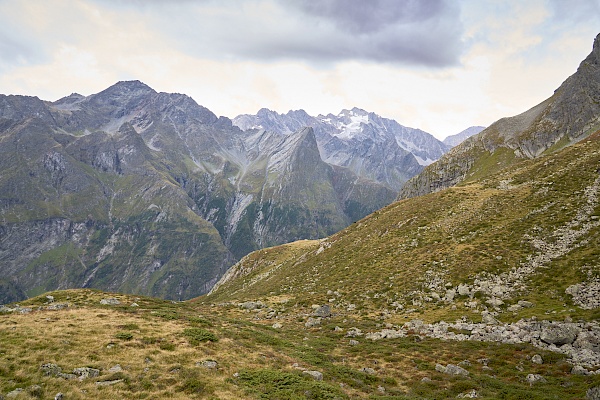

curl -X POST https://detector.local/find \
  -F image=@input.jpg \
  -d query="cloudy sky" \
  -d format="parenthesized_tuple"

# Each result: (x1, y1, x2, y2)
(0, 0, 599, 139)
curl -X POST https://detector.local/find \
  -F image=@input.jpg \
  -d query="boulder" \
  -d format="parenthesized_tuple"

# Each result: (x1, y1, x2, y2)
(531, 354, 543, 364)
(313, 304, 331, 318)
(457, 284, 471, 296)
(571, 365, 590, 375)
(436, 363, 468, 376)
(303, 370, 323, 381)
(73, 367, 100, 380)
(100, 298, 120, 305)
(457, 389, 478, 398)
(360, 367, 376, 375)
(239, 301, 263, 310)
(540, 324, 579, 346)
(445, 364, 469, 376)
(526, 374, 547, 385)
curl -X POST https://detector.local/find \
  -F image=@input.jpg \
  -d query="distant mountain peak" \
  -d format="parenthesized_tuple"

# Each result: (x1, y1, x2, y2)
(442, 126, 485, 147)
(111, 80, 155, 92)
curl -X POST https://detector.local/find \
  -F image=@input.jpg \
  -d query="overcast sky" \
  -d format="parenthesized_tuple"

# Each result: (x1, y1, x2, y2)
(0, 0, 599, 139)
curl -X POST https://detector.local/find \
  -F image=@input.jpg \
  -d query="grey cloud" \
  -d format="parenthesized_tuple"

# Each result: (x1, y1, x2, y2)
(135, 0, 464, 67)
(291, 0, 448, 34)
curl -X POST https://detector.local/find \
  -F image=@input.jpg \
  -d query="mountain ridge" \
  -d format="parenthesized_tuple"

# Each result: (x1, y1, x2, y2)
(0, 82, 395, 301)
(400, 33, 600, 199)
(234, 107, 450, 191)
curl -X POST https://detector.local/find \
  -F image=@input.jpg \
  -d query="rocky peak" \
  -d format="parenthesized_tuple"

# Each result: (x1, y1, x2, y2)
(592, 32, 600, 63)
(88, 80, 155, 108)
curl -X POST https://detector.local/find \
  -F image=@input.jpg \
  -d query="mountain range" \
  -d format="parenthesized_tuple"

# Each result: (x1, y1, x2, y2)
(234, 107, 452, 191)
(0, 82, 455, 302)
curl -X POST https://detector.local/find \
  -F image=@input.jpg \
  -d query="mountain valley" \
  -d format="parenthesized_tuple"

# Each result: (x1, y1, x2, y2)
(1, 30, 600, 400)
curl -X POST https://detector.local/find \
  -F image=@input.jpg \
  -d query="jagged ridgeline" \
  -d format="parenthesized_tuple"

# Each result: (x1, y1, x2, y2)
(0, 81, 434, 301)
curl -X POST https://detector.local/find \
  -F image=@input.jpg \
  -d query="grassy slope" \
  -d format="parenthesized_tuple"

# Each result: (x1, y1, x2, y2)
(1, 289, 598, 399)
(208, 130, 600, 324)
(2, 134, 600, 399)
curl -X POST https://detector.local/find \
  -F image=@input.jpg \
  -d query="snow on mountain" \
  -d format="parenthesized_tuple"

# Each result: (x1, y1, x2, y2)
(234, 107, 451, 190)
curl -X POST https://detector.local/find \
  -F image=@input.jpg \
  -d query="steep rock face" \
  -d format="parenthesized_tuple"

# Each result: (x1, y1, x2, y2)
(400, 33, 600, 199)
(234, 107, 448, 191)
(0, 105, 235, 300)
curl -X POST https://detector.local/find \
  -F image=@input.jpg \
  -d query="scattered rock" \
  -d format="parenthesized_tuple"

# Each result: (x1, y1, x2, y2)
(349, 339, 359, 346)
(572, 365, 590, 375)
(346, 327, 363, 337)
(421, 377, 432, 382)
(27, 385, 42, 397)
(239, 301, 264, 310)
(457, 389, 478, 398)
(366, 329, 405, 340)
(96, 379, 124, 386)
(6, 389, 23, 399)
(360, 367, 376, 375)
(481, 312, 499, 325)
(272, 322, 282, 329)
(73, 367, 100, 380)
(198, 360, 218, 369)
(377, 385, 385, 393)
(313, 304, 331, 318)
(587, 386, 600, 400)
(303, 370, 323, 381)
(46, 295, 54, 303)
(531, 354, 543, 364)
(130, 303, 139, 307)
(100, 298, 120, 305)
(47, 303, 68, 311)
(508, 304, 523, 312)
(526, 374, 547, 385)
(54, 394, 63, 400)
(305, 317, 321, 328)
(108, 364, 123, 373)
(458, 284, 471, 296)
(41, 363, 62, 376)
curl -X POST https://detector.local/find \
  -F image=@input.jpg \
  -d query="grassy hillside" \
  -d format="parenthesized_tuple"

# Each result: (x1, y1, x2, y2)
(1, 289, 598, 399)
(2, 119, 599, 399)
(208, 130, 600, 326)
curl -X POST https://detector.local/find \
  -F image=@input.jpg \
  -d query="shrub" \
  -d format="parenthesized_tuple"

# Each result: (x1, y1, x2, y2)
(115, 332, 134, 341)
(182, 328, 218, 345)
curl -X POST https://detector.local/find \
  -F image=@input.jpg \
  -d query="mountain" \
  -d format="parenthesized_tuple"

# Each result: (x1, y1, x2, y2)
(443, 126, 485, 147)
(0, 81, 394, 301)
(234, 107, 450, 191)
(2, 125, 599, 400)
(400, 33, 600, 199)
